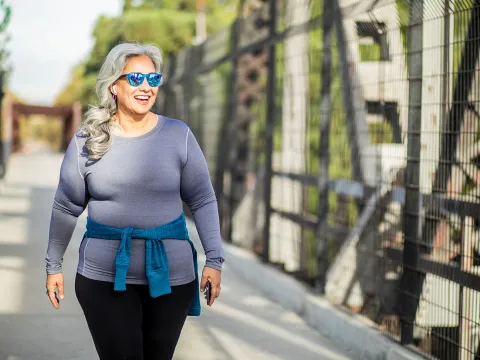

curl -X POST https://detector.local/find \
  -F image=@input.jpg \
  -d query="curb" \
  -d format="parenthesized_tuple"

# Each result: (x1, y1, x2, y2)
(218, 241, 426, 360)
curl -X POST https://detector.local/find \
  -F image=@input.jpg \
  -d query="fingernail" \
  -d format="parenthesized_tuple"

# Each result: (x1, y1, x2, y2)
(60, 295, 64, 300)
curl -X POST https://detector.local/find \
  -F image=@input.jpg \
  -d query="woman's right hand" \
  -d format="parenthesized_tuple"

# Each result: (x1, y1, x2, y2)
(46, 273, 65, 309)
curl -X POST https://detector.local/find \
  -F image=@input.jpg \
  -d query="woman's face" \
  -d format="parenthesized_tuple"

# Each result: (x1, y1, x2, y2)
(113, 55, 159, 116)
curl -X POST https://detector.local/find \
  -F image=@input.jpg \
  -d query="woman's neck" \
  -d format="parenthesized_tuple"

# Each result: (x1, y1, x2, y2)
(113, 110, 155, 136)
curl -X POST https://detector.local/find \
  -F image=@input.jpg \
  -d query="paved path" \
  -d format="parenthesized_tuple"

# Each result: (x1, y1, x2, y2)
(0, 153, 352, 360)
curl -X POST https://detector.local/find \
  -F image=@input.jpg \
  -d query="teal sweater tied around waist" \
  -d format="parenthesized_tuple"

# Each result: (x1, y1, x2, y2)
(83, 212, 201, 316)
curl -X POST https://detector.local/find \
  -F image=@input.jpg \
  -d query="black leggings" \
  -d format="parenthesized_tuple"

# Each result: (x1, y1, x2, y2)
(75, 273, 195, 360)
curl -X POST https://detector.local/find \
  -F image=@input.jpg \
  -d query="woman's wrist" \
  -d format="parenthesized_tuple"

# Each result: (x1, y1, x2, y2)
(46, 267, 63, 275)
(204, 259, 223, 271)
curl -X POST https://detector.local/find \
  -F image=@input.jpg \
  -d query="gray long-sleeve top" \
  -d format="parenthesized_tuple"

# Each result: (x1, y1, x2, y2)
(46, 115, 225, 286)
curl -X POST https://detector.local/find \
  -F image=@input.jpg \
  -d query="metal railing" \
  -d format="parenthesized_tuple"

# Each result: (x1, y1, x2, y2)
(157, 0, 480, 358)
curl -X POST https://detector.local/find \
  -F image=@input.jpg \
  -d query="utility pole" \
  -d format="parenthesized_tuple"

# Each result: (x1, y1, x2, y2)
(194, 0, 207, 45)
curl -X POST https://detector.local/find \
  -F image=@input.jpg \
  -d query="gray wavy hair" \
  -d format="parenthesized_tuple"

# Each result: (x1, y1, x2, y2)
(79, 42, 164, 160)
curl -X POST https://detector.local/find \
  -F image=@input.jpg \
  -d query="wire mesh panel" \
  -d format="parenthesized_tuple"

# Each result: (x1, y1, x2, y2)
(158, 0, 480, 358)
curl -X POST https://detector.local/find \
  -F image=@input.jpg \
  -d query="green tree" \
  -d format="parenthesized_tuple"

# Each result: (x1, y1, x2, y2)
(0, 0, 10, 33)
(0, 0, 11, 79)
(55, 0, 237, 106)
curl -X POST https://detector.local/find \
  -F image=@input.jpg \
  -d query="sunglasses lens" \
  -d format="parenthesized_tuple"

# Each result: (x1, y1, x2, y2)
(127, 73, 144, 86)
(147, 73, 162, 87)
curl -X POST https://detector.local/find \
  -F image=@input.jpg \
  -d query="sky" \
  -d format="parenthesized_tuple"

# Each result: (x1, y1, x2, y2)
(7, 0, 123, 105)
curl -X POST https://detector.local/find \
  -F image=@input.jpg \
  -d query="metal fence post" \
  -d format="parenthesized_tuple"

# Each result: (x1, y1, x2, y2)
(158, 53, 176, 117)
(332, 0, 367, 184)
(315, 0, 333, 294)
(261, 0, 277, 262)
(183, 48, 194, 129)
(212, 20, 240, 241)
(398, 0, 424, 345)
(226, 19, 241, 242)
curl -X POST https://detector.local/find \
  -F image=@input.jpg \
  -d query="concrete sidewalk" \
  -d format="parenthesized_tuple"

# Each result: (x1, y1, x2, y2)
(0, 153, 351, 360)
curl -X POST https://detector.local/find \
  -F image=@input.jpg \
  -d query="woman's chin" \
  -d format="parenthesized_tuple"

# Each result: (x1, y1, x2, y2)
(129, 105, 152, 116)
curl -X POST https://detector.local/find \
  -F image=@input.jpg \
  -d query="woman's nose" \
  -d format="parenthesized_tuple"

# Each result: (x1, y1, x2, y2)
(139, 80, 150, 91)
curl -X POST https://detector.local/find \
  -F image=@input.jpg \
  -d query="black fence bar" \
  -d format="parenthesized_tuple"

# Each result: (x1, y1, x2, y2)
(457, 217, 466, 360)
(271, 207, 349, 236)
(393, 189, 480, 220)
(385, 247, 480, 293)
(272, 171, 368, 198)
(261, 0, 277, 263)
(272, 170, 317, 186)
(333, 0, 364, 183)
(315, 0, 334, 294)
(225, 19, 241, 243)
(273, 171, 480, 218)
(398, 0, 424, 344)
(272, 208, 317, 229)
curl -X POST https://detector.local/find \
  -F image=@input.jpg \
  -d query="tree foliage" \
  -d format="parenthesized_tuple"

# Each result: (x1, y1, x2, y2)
(55, 0, 237, 106)
(0, 0, 10, 32)
(0, 0, 11, 81)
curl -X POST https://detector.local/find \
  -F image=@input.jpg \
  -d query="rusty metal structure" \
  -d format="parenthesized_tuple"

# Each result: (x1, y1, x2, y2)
(0, 98, 82, 177)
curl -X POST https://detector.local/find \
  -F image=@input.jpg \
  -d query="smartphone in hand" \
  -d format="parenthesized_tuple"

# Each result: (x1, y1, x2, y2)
(205, 281, 212, 306)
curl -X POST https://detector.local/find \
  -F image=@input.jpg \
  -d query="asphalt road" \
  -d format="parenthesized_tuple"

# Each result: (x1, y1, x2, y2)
(0, 153, 352, 360)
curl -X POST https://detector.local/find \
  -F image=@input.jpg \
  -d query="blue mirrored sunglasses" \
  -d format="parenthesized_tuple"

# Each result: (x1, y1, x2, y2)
(118, 72, 162, 87)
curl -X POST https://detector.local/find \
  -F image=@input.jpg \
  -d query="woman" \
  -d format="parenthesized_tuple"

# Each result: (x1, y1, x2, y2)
(45, 42, 225, 360)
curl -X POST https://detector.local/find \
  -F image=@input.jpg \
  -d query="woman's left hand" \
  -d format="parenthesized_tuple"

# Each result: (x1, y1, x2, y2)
(200, 267, 221, 306)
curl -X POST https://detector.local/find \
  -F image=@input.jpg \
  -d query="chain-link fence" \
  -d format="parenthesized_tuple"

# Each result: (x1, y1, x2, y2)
(157, 0, 480, 358)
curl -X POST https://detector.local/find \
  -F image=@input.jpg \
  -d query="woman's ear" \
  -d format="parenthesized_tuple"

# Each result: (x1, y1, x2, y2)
(112, 85, 117, 95)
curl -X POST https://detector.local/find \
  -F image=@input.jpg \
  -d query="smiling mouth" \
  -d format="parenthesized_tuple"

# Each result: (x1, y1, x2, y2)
(134, 95, 151, 104)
